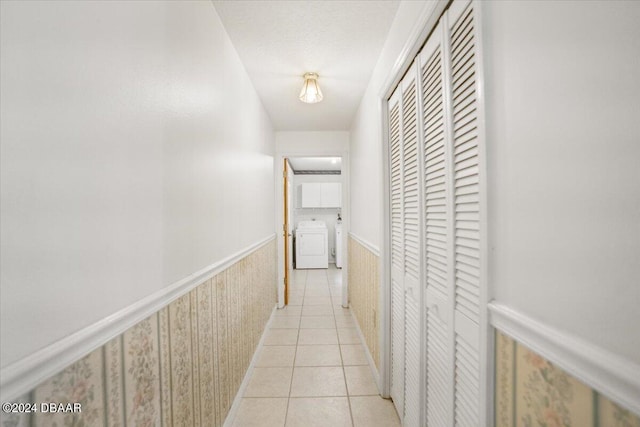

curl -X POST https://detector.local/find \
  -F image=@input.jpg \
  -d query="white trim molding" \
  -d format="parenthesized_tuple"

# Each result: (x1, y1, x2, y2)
(0, 234, 277, 403)
(489, 301, 640, 415)
(348, 232, 380, 258)
(379, 0, 449, 100)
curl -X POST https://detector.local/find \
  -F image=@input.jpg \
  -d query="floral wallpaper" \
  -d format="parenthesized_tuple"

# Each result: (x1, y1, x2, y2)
(124, 314, 160, 427)
(347, 236, 380, 369)
(1, 240, 276, 427)
(169, 293, 195, 427)
(105, 336, 125, 427)
(33, 346, 104, 427)
(495, 331, 640, 427)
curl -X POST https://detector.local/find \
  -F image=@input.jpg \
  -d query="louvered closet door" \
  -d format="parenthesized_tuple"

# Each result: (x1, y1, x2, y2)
(400, 63, 423, 427)
(418, 22, 454, 427)
(388, 88, 405, 420)
(445, 1, 483, 426)
(386, 1, 485, 426)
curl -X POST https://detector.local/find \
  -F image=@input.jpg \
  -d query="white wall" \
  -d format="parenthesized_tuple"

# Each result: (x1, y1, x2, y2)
(0, 1, 275, 368)
(276, 131, 349, 155)
(482, 1, 640, 364)
(292, 174, 343, 264)
(349, 1, 437, 249)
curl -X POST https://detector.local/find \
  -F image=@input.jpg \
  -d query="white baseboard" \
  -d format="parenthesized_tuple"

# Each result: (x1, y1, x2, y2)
(489, 301, 640, 415)
(0, 234, 276, 403)
(223, 304, 278, 427)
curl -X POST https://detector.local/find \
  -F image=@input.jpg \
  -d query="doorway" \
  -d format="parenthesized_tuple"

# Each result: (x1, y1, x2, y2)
(276, 154, 349, 309)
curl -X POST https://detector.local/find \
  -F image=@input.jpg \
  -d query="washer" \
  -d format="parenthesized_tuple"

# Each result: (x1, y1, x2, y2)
(295, 220, 328, 269)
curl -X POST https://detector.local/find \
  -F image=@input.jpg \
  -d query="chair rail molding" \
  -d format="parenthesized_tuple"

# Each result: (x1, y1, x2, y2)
(0, 234, 277, 403)
(489, 301, 640, 416)
(348, 232, 380, 258)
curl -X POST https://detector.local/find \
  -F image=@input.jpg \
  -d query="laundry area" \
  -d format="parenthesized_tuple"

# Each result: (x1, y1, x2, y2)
(288, 157, 343, 270)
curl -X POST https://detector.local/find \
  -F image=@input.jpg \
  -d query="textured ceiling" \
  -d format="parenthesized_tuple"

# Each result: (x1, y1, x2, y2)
(213, 1, 400, 131)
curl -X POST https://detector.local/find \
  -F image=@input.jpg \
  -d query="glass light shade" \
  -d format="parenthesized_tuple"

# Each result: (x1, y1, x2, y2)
(299, 72, 323, 104)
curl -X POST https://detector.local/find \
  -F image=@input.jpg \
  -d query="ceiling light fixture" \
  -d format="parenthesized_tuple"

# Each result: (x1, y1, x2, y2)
(299, 72, 323, 104)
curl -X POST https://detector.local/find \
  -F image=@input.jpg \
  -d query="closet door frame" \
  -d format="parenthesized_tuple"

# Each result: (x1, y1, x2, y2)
(378, 1, 492, 425)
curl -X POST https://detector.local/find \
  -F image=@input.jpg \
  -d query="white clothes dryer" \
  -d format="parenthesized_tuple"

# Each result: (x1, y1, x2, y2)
(295, 220, 328, 269)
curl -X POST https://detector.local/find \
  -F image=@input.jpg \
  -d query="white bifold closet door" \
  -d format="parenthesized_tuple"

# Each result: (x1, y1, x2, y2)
(389, 87, 405, 421)
(389, 61, 424, 427)
(448, 1, 484, 425)
(387, 0, 485, 425)
(400, 62, 422, 427)
(419, 19, 452, 427)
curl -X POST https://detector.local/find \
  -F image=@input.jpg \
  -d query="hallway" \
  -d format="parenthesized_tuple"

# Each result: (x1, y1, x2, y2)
(231, 266, 399, 427)
(2, 0, 640, 425)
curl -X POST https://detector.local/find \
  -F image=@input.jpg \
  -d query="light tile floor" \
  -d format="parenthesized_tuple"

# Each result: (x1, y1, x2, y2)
(231, 266, 400, 427)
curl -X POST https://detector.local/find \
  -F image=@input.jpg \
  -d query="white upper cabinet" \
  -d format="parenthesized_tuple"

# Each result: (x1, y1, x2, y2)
(299, 182, 341, 208)
(321, 183, 342, 207)
(300, 183, 322, 207)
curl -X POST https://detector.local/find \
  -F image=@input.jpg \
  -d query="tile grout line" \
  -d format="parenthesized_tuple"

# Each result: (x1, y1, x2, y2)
(329, 272, 357, 427)
(282, 268, 307, 426)
(282, 326, 300, 427)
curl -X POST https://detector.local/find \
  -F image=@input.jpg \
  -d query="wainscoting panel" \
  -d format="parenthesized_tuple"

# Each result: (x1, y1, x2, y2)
(0, 239, 276, 427)
(196, 278, 217, 426)
(33, 346, 105, 427)
(158, 306, 172, 427)
(124, 313, 161, 427)
(169, 293, 195, 427)
(347, 235, 380, 369)
(105, 335, 125, 427)
(495, 331, 640, 427)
